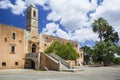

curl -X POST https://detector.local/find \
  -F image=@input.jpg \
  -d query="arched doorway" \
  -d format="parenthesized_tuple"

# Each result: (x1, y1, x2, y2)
(30, 59, 35, 69)
(32, 44, 36, 53)
(24, 59, 35, 69)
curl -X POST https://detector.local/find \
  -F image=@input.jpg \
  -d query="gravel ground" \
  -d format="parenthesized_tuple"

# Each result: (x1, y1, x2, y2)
(0, 66, 120, 80)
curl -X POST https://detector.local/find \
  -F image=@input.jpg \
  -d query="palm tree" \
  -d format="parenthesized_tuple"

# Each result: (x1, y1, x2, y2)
(113, 32, 119, 43)
(103, 26, 119, 44)
(92, 18, 109, 41)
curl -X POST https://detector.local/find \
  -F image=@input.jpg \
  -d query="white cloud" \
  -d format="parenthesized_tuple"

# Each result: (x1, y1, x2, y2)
(42, 22, 70, 40)
(47, 11, 61, 21)
(25, 0, 49, 10)
(0, 0, 48, 15)
(0, 0, 26, 15)
(25, 0, 47, 6)
(11, 0, 26, 15)
(42, 22, 98, 43)
(44, 0, 120, 44)
(42, 22, 59, 36)
(91, 0, 120, 36)
(43, 0, 99, 43)
(0, 0, 12, 9)
(48, 0, 87, 31)
(70, 28, 98, 43)
(47, 0, 98, 31)
(56, 29, 70, 40)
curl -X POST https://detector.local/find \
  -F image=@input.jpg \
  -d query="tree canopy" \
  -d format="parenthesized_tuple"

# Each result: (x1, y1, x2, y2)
(44, 41, 79, 60)
(81, 17, 120, 66)
(92, 17, 109, 41)
(103, 26, 119, 44)
(92, 17, 119, 44)
(81, 46, 93, 64)
(93, 41, 117, 65)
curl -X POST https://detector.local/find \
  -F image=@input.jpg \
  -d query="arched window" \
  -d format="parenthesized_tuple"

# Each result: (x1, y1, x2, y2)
(33, 10, 36, 17)
(32, 44, 36, 53)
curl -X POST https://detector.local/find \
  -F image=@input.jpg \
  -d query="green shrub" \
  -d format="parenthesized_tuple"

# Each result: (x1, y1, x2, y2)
(113, 57, 120, 64)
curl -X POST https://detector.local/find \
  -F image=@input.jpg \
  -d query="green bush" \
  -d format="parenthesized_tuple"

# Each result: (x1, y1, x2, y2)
(44, 41, 79, 60)
(113, 57, 120, 64)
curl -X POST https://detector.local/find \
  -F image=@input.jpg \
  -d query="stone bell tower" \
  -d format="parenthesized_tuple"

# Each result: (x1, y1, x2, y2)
(26, 5, 38, 34)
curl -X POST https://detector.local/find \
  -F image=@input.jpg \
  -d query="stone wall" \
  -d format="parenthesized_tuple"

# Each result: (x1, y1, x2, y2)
(42, 34, 78, 47)
(0, 24, 25, 69)
(66, 60, 76, 66)
(42, 34, 84, 66)
(40, 53, 60, 71)
(77, 49, 84, 65)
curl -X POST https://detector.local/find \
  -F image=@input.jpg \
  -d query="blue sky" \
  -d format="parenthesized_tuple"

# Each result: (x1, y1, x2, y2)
(0, 0, 120, 47)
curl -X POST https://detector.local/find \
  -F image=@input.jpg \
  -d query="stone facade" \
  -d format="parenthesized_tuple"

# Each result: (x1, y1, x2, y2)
(0, 5, 84, 70)
(0, 24, 25, 69)
(42, 34, 84, 66)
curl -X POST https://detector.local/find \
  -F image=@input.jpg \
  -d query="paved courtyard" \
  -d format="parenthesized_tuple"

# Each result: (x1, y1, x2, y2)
(0, 66, 120, 80)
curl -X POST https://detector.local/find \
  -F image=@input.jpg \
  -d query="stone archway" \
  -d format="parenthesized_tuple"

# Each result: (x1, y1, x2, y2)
(30, 59, 35, 69)
(32, 44, 36, 53)
(24, 59, 36, 69)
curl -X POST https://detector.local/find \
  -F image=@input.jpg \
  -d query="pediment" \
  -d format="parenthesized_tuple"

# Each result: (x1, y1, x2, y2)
(31, 36, 39, 42)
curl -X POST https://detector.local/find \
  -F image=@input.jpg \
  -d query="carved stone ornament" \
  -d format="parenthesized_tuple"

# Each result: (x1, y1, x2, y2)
(31, 36, 39, 42)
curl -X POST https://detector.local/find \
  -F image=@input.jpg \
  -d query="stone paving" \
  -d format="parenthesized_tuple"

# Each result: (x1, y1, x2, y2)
(0, 66, 120, 80)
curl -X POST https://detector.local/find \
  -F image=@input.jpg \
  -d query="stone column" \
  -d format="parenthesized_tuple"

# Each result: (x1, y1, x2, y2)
(37, 53, 40, 69)
(35, 53, 40, 70)
(59, 61, 61, 71)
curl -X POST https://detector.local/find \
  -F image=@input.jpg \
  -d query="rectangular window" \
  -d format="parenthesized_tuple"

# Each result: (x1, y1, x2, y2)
(44, 44, 47, 46)
(12, 32, 16, 40)
(76, 44, 78, 48)
(4, 37, 7, 42)
(33, 10, 36, 17)
(11, 46, 15, 53)
(80, 54, 82, 58)
(15, 62, 19, 66)
(2, 62, 6, 66)
(46, 37, 48, 42)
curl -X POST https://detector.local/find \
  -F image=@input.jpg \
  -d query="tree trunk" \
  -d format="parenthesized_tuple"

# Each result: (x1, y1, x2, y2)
(99, 27, 102, 41)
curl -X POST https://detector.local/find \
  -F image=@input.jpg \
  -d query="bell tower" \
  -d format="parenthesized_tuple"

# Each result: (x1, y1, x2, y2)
(26, 5, 38, 34)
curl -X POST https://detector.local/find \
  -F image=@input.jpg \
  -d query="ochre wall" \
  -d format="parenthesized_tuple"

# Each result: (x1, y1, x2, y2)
(0, 24, 25, 69)
(42, 34, 84, 66)
(0, 24, 84, 69)
(77, 49, 84, 65)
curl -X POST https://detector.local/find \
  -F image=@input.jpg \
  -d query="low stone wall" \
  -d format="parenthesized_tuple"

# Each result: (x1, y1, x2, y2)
(40, 53, 60, 71)
(66, 60, 76, 67)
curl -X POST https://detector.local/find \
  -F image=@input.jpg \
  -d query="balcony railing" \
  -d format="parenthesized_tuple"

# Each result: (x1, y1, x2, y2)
(26, 52, 40, 59)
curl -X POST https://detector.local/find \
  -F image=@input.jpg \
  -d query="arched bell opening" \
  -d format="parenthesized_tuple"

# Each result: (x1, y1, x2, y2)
(32, 44, 36, 53)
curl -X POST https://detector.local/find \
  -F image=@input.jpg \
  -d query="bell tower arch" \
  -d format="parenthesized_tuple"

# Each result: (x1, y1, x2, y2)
(26, 5, 38, 34)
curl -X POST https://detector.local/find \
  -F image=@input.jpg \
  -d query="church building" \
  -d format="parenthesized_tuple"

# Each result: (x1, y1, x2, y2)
(0, 5, 84, 70)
